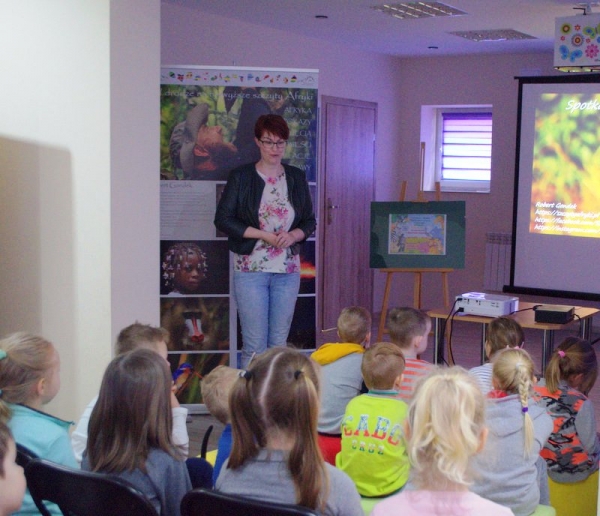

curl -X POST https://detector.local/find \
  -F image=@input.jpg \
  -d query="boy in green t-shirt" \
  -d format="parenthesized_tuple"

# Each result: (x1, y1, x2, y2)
(336, 342, 410, 497)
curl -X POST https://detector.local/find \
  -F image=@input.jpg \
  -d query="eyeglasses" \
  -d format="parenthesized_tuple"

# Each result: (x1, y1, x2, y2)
(259, 139, 287, 149)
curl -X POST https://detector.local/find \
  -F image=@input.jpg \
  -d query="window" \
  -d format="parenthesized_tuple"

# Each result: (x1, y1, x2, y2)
(421, 105, 492, 193)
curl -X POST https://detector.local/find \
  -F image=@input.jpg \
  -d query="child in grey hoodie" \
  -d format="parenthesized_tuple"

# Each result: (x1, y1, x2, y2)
(471, 348, 553, 516)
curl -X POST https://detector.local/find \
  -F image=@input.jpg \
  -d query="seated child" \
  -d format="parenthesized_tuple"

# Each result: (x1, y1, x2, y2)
(534, 337, 600, 516)
(0, 420, 26, 516)
(471, 348, 553, 516)
(216, 347, 363, 516)
(469, 316, 524, 394)
(201, 365, 239, 485)
(84, 349, 191, 516)
(371, 367, 512, 516)
(336, 342, 409, 497)
(72, 323, 190, 462)
(0, 332, 78, 515)
(311, 306, 371, 464)
(387, 307, 432, 401)
(72, 322, 212, 488)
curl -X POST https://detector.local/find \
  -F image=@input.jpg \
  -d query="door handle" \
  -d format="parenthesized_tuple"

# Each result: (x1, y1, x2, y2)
(327, 198, 339, 225)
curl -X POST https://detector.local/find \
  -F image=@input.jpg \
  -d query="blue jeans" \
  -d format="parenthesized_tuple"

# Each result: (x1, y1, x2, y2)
(234, 271, 300, 368)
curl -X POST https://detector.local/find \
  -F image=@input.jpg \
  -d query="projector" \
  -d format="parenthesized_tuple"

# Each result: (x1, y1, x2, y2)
(455, 292, 519, 317)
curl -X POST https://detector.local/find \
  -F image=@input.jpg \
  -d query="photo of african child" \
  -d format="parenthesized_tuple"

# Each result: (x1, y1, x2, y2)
(160, 240, 229, 296)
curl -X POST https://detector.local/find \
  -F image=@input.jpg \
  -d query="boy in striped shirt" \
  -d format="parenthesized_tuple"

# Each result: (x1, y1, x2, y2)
(387, 307, 433, 402)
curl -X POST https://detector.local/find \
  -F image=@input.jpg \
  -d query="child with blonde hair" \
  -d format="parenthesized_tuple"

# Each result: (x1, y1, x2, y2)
(534, 337, 599, 516)
(216, 347, 363, 516)
(469, 316, 524, 394)
(471, 348, 552, 516)
(84, 349, 191, 516)
(311, 306, 371, 464)
(337, 342, 410, 497)
(0, 332, 77, 515)
(371, 367, 512, 515)
(201, 365, 239, 484)
(0, 421, 26, 516)
(387, 307, 432, 401)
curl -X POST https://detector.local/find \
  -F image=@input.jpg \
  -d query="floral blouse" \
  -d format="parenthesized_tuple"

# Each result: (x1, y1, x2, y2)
(234, 171, 300, 274)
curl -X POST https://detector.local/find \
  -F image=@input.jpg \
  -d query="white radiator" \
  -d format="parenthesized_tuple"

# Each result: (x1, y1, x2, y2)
(484, 233, 512, 292)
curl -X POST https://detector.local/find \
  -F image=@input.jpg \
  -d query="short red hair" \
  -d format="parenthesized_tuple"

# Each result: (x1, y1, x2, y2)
(254, 114, 289, 140)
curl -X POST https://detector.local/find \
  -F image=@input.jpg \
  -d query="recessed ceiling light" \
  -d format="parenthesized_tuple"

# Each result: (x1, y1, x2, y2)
(371, 2, 467, 19)
(449, 29, 536, 42)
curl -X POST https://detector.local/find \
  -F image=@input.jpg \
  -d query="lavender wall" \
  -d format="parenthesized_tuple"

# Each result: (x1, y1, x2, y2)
(392, 53, 561, 309)
(162, 3, 583, 315)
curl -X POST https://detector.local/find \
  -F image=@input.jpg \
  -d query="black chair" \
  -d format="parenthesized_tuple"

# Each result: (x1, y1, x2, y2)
(16, 443, 38, 469)
(200, 424, 214, 459)
(24, 458, 159, 516)
(180, 488, 319, 516)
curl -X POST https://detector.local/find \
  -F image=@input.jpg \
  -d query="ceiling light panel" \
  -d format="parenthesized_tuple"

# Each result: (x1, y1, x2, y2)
(448, 29, 537, 42)
(371, 2, 467, 19)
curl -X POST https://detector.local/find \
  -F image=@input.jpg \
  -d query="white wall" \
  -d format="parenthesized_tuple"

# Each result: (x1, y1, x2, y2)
(110, 1, 161, 339)
(0, 0, 160, 421)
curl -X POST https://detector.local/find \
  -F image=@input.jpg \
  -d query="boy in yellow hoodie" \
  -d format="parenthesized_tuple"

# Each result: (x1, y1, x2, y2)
(311, 306, 371, 464)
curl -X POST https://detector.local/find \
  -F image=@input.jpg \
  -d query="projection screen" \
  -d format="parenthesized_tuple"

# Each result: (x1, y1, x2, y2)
(507, 75, 600, 301)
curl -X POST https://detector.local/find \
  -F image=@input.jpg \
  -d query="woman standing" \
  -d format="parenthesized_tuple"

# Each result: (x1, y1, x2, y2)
(215, 114, 315, 368)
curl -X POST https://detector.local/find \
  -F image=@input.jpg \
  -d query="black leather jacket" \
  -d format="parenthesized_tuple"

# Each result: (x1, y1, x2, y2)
(214, 163, 316, 255)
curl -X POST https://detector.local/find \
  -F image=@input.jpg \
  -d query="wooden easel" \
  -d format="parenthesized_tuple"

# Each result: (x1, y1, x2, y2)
(377, 266, 452, 341)
(376, 144, 453, 341)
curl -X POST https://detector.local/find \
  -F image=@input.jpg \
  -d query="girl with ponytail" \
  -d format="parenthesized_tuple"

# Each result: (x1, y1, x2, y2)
(471, 348, 553, 516)
(215, 347, 362, 516)
(534, 337, 599, 516)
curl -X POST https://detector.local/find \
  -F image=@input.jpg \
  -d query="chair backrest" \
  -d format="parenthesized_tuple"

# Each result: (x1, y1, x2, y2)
(16, 443, 38, 469)
(181, 488, 320, 516)
(24, 458, 159, 516)
(200, 424, 213, 459)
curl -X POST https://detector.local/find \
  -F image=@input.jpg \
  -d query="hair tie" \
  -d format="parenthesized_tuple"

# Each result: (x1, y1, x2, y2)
(0, 350, 6, 361)
(557, 350, 566, 358)
(239, 370, 253, 380)
(294, 370, 303, 380)
(521, 406, 528, 414)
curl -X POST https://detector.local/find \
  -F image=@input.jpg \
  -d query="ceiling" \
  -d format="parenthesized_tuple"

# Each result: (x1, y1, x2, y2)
(164, 0, 597, 57)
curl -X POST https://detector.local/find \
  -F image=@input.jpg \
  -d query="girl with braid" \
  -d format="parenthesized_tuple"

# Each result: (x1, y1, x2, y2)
(215, 347, 363, 516)
(471, 348, 553, 516)
(534, 337, 599, 516)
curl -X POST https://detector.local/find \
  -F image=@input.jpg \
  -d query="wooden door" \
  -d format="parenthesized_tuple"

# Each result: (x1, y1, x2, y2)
(317, 96, 377, 345)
